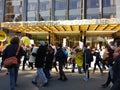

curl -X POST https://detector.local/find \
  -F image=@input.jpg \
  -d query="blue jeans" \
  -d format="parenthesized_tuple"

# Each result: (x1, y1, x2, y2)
(71, 63, 75, 72)
(33, 68, 48, 84)
(44, 69, 51, 79)
(78, 66, 82, 74)
(8, 65, 19, 90)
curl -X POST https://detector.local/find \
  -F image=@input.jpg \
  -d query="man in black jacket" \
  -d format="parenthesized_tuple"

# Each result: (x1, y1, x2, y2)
(55, 44, 67, 81)
(32, 41, 48, 87)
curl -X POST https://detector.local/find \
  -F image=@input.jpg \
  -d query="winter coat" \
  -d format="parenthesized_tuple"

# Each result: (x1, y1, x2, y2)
(35, 45, 47, 68)
(2, 44, 24, 64)
(29, 47, 38, 63)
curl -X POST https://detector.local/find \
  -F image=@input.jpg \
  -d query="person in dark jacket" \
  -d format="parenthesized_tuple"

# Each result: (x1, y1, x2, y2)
(32, 41, 48, 87)
(83, 45, 93, 80)
(2, 36, 24, 90)
(55, 44, 67, 81)
(44, 45, 54, 79)
(83, 46, 93, 72)
(93, 49, 103, 75)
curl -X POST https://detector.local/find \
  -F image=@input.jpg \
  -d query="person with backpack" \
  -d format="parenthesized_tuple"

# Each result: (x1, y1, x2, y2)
(55, 44, 67, 81)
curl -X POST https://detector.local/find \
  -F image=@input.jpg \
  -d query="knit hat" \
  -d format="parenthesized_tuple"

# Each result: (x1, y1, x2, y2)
(39, 41, 45, 46)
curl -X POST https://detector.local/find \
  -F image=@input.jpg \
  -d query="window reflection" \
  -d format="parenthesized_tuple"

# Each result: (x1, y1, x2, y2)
(5, 0, 23, 22)
(38, 0, 51, 21)
(69, 0, 81, 20)
(87, 14, 99, 19)
(103, 0, 116, 7)
(103, 0, 116, 18)
(87, 0, 99, 8)
(27, 0, 38, 21)
(55, 0, 66, 20)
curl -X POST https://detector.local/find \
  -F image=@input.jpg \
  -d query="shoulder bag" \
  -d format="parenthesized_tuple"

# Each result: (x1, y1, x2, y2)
(3, 46, 20, 68)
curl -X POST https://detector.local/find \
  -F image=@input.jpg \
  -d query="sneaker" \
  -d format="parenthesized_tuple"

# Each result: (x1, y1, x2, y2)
(32, 81, 37, 85)
(15, 84, 18, 87)
(62, 78, 68, 81)
(42, 82, 48, 87)
(58, 78, 63, 80)
(101, 84, 108, 88)
(6, 72, 9, 75)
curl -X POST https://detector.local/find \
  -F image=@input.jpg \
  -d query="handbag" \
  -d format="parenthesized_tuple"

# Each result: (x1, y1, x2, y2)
(3, 46, 20, 68)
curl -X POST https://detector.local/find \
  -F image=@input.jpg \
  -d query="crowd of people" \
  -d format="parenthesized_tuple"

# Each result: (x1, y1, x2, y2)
(0, 36, 120, 90)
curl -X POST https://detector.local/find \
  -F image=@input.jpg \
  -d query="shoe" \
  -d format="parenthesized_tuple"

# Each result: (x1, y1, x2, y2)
(6, 72, 9, 75)
(32, 81, 37, 85)
(58, 78, 62, 80)
(15, 84, 18, 87)
(101, 84, 108, 88)
(62, 78, 68, 81)
(42, 82, 48, 87)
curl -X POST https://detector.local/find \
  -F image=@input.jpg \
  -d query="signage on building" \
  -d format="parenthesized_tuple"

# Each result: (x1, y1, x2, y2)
(0, 30, 7, 41)
(1, 18, 120, 27)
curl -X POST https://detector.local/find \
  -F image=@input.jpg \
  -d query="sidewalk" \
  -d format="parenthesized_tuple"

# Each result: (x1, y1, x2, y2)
(0, 67, 110, 90)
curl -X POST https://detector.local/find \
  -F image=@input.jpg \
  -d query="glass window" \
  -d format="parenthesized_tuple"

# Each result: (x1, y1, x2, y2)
(87, 0, 99, 8)
(55, 0, 66, 10)
(5, 0, 23, 22)
(39, 1, 50, 11)
(38, 0, 51, 21)
(55, 16, 65, 20)
(103, 13, 116, 18)
(87, 14, 99, 19)
(69, 15, 80, 20)
(55, 0, 66, 20)
(103, 0, 116, 7)
(28, 3, 37, 11)
(69, 0, 81, 20)
(69, 0, 80, 9)
(27, 0, 38, 21)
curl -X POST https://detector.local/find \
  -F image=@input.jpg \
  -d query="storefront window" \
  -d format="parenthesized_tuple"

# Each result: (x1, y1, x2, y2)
(4, 0, 23, 22)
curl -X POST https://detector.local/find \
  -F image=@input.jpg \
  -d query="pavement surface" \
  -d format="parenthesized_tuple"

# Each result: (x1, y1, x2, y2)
(0, 66, 110, 90)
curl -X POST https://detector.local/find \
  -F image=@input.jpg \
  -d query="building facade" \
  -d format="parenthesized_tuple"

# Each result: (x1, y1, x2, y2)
(0, 0, 120, 47)
(1, 0, 118, 22)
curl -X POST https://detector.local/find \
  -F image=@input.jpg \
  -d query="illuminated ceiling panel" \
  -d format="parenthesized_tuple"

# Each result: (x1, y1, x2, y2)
(72, 25, 79, 31)
(80, 25, 89, 31)
(63, 25, 71, 31)
(112, 25, 120, 31)
(55, 26, 66, 31)
(96, 24, 108, 31)
(87, 24, 98, 31)
(103, 24, 118, 30)
(1, 19, 120, 36)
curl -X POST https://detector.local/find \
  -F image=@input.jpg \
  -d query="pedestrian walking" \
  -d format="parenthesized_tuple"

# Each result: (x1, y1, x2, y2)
(55, 44, 67, 81)
(2, 36, 24, 90)
(32, 41, 48, 87)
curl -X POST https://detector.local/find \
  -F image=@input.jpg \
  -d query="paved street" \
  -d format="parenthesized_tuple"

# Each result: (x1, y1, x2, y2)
(0, 67, 110, 90)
